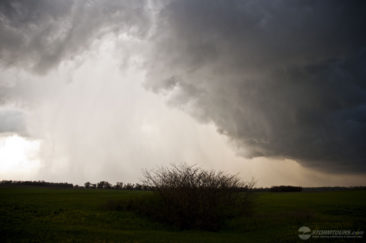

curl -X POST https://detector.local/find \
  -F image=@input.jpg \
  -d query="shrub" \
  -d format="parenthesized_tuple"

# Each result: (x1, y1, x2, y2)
(130, 164, 254, 231)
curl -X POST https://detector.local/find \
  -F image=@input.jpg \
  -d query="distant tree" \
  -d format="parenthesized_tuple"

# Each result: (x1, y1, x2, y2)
(97, 181, 111, 189)
(84, 182, 91, 188)
(123, 183, 134, 190)
(134, 183, 143, 190)
(114, 182, 123, 189)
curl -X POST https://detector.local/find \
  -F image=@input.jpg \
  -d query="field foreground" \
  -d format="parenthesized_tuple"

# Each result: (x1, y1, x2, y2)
(0, 188, 365, 242)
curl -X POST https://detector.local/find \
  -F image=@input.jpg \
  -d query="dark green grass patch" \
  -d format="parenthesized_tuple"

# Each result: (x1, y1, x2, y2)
(0, 187, 365, 242)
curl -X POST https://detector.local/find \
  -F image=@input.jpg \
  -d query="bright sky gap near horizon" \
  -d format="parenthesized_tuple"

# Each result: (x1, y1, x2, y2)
(0, 0, 365, 186)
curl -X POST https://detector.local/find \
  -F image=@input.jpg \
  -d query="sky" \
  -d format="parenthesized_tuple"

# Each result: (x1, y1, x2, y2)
(0, 0, 365, 187)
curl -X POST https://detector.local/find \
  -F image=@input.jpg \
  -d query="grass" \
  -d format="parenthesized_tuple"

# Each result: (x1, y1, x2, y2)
(0, 187, 365, 242)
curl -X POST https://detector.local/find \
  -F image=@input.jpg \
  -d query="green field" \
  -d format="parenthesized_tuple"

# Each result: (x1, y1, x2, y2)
(0, 188, 365, 242)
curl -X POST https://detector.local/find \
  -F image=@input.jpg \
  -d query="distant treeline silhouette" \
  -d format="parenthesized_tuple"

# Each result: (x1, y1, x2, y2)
(250, 186, 302, 192)
(83, 181, 253, 191)
(302, 186, 366, 191)
(1, 180, 365, 191)
(0, 180, 73, 188)
(83, 181, 154, 190)
(270, 186, 302, 192)
(252, 186, 366, 192)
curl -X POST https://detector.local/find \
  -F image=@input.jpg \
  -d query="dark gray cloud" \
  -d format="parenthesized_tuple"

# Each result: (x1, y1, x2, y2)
(0, 0, 149, 135)
(144, 0, 366, 173)
(0, 0, 365, 173)
(0, 0, 149, 73)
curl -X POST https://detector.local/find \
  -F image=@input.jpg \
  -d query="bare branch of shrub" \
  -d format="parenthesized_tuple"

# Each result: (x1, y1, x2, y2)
(137, 164, 254, 231)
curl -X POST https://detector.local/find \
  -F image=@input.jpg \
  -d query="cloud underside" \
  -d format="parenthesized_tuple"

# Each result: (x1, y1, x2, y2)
(0, 0, 365, 173)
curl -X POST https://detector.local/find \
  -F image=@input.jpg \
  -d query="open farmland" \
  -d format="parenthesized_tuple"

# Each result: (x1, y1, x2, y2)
(0, 187, 365, 242)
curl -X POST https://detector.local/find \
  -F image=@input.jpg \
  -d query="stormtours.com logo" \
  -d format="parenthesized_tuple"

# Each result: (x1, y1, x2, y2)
(298, 226, 364, 240)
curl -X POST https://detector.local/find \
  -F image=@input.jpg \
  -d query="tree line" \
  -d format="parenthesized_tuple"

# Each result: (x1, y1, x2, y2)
(1, 180, 365, 192)
(0, 180, 73, 188)
(83, 181, 154, 190)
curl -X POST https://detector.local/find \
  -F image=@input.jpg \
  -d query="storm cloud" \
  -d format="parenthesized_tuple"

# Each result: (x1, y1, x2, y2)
(144, 0, 366, 173)
(0, 0, 149, 73)
(0, 0, 365, 174)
